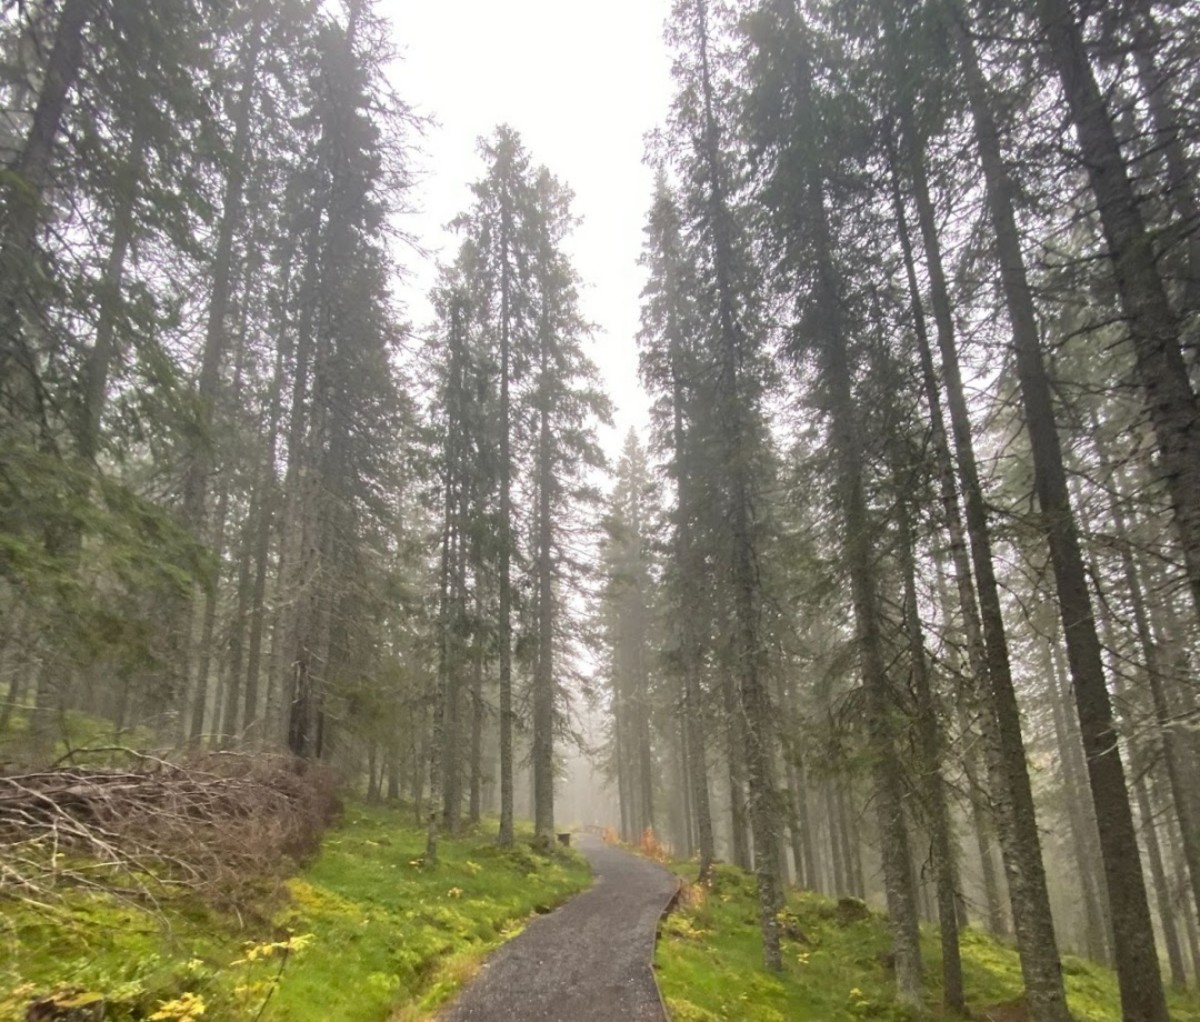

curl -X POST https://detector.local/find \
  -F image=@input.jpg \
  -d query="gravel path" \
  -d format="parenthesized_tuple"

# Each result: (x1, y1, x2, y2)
(438, 834, 680, 1021)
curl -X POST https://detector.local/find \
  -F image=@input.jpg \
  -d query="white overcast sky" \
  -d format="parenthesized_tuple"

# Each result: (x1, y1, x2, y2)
(384, 0, 675, 457)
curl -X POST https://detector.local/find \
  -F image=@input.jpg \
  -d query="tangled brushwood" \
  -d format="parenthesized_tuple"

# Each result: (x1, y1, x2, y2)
(0, 752, 340, 909)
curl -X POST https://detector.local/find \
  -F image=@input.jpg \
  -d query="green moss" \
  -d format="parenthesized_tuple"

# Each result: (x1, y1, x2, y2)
(657, 861, 1200, 1021)
(1, 803, 590, 1021)
(0, 890, 245, 1021)
(266, 808, 588, 1021)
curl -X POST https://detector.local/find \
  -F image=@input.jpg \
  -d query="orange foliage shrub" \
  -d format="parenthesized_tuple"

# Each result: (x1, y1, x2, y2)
(639, 827, 670, 862)
(679, 880, 708, 911)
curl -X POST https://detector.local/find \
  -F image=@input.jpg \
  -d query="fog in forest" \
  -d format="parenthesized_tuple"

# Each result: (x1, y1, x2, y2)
(2, 0, 1200, 1018)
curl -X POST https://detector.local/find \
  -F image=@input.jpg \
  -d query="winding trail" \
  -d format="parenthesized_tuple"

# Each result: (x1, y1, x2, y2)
(439, 834, 679, 1021)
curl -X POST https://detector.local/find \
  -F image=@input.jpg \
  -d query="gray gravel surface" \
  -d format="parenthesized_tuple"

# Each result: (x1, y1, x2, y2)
(438, 834, 679, 1021)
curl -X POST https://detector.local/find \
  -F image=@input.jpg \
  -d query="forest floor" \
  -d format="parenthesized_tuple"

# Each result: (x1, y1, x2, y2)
(8, 781, 1200, 1022)
(0, 800, 589, 1021)
(655, 859, 1200, 1022)
(437, 832, 679, 1021)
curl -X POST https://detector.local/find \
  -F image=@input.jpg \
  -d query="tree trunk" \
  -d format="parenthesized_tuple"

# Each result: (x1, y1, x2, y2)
(670, 323, 715, 877)
(894, 452, 965, 1012)
(1129, 0, 1200, 316)
(0, 0, 94, 416)
(497, 185, 515, 847)
(823, 778, 843, 894)
(192, 260, 255, 747)
(468, 584, 484, 826)
(1044, 637, 1111, 963)
(1179, 836, 1200, 983)
(9, 0, 98, 761)
(180, 9, 264, 531)
(615, 701, 632, 842)
(694, 0, 782, 969)
(76, 126, 145, 461)
(426, 478, 454, 865)
(387, 737, 401, 802)
(219, 473, 257, 745)
(1134, 758, 1188, 987)
(963, 729, 1006, 934)
(779, 674, 816, 891)
(823, 272, 922, 1002)
(934, 557, 1008, 937)
(636, 652, 654, 837)
(1103, 460, 1200, 927)
(958, 14, 1168, 1017)
(890, 119, 997, 812)
(278, 233, 321, 758)
(241, 263, 291, 742)
(722, 664, 751, 871)
(441, 299, 469, 835)
(175, 13, 266, 738)
(787, 28, 920, 996)
(837, 775, 864, 900)
(677, 708, 694, 857)
(941, 18, 1076, 1019)
(532, 341, 555, 847)
(1035, 0, 1200, 630)
(188, 474, 231, 743)
(366, 742, 379, 802)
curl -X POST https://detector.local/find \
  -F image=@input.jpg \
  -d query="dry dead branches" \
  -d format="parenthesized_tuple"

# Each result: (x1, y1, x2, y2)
(0, 752, 339, 910)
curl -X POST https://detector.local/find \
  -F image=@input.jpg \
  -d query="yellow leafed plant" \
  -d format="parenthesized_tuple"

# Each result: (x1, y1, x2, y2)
(148, 991, 205, 1021)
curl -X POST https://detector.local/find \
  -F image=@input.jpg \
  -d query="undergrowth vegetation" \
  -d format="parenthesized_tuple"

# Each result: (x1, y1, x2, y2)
(267, 807, 588, 1021)
(0, 802, 589, 1021)
(656, 862, 1200, 1022)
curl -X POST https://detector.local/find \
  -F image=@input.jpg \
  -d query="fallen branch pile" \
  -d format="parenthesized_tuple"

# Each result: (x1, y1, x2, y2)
(0, 752, 339, 908)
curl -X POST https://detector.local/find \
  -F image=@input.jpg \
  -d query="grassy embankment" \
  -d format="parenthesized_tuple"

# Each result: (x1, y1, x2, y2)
(656, 860, 1200, 1022)
(0, 804, 589, 1021)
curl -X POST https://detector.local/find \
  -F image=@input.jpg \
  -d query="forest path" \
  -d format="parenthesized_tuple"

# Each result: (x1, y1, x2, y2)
(438, 834, 679, 1021)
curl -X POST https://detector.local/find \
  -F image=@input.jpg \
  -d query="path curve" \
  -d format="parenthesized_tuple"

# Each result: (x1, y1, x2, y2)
(438, 834, 679, 1021)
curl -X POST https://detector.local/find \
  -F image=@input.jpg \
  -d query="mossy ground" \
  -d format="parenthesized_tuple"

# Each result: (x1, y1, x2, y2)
(0, 803, 589, 1021)
(656, 861, 1200, 1022)
(0, 709, 158, 763)
(267, 809, 588, 1021)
